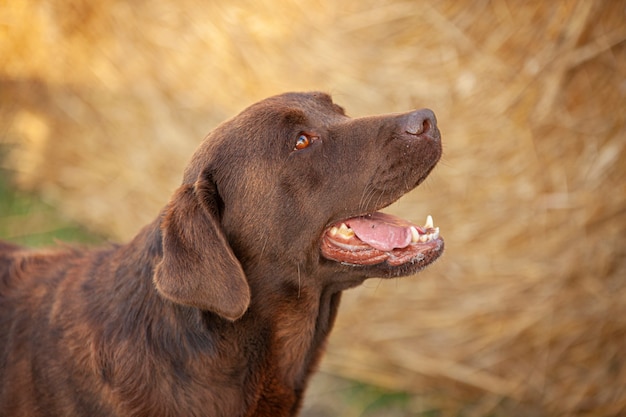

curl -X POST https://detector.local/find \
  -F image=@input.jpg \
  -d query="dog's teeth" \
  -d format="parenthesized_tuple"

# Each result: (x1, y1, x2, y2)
(424, 215, 434, 229)
(419, 234, 428, 243)
(432, 227, 440, 240)
(410, 226, 420, 243)
(329, 226, 338, 237)
(337, 223, 354, 238)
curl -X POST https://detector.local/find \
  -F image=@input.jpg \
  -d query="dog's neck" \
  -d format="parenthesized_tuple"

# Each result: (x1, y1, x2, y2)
(239, 267, 342, 415)
(118, 219, 341, 413)
(249, 274, 341, 380)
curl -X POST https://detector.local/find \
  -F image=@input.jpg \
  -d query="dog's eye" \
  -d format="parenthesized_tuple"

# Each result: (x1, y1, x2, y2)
(294, 134, 311, 150)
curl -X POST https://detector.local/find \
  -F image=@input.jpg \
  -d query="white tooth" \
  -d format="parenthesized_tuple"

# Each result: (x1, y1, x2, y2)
(329, 226, 338, 236)
(338, 223, 354, 237)
(419, 234, 428, 243)
(410, 226, 420, 243)
(424, 215, 434, 229)
(432, 227, 440, 240)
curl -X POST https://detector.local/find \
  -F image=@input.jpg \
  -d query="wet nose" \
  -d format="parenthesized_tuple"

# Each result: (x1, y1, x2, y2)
(403, 109, 439, 140)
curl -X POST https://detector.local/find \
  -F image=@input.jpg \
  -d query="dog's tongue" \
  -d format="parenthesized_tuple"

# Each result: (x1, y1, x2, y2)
(345, 212, 414, 252)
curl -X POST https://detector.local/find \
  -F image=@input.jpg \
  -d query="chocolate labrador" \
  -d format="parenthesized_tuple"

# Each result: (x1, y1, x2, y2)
(0, 92, 443, 417)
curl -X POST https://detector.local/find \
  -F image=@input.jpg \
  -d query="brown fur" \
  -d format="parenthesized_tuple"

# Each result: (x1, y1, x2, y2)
(0, 92, 442, 417)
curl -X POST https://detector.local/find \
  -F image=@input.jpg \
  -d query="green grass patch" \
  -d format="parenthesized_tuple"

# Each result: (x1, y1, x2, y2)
(0, 172, 104, 247)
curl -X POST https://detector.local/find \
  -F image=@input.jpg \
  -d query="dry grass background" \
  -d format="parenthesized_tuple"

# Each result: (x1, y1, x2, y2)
(1, 1, 625, 415)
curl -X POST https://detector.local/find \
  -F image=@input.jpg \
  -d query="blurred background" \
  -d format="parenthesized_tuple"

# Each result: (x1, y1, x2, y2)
(1, 1, 625, 415)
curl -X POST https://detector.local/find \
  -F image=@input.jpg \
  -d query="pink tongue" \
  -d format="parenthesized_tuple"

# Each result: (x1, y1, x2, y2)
(345, 212, 415, 252)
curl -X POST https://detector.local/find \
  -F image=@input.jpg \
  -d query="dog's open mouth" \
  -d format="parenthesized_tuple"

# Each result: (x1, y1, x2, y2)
(320, 212, 443, 268)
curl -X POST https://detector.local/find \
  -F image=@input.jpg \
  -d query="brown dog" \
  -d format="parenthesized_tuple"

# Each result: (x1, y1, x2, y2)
(0, 92, 443, 417)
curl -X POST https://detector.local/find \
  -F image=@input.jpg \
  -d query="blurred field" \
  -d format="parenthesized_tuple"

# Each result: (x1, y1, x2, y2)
(0, 168, 104, 247)
(1, 1, 625, 415)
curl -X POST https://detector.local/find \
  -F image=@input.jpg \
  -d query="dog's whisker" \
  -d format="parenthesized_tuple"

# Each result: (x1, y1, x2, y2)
(358, 185, 368, 213)
(374, 277, 384, 293)
(366, 188, 377, 212)
(373, 186, 386, 210)
(360, 183, 377, 213)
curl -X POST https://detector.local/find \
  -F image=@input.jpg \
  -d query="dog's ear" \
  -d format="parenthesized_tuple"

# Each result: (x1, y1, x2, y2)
(153, 174, 250, 321)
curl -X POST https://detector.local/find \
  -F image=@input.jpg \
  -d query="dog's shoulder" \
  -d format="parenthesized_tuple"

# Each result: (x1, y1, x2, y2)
(0, 241, 99, 294)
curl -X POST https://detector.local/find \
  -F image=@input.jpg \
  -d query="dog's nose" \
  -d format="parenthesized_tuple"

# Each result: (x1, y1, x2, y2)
(403, 109, 439, 140)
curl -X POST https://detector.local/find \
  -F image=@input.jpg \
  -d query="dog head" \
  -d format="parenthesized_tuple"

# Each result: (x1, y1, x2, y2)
(154, 92, 443, 320)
